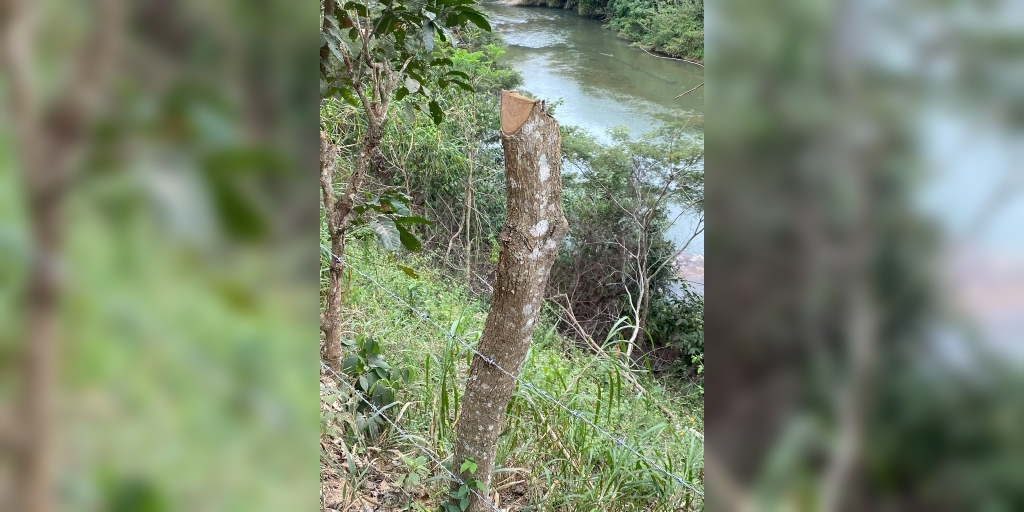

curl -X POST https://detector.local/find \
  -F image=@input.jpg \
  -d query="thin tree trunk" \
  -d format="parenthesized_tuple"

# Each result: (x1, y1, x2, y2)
(453, 91, 569, 512)
(319, 132, 345, 370)
(319, 21, 395, 369)
(18, 195, 62, 512)
(464, 158, 474, 284)
(2, 2, 88, 507)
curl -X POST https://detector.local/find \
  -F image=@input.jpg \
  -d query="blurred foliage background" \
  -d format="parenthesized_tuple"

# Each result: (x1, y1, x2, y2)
(0, 0, 320, 510)
(707, 0, 1024, 509)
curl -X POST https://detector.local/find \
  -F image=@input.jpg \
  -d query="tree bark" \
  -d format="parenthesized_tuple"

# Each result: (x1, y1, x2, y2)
(453, 91, 569, 512)
(319, 132, 345, 370)
(320, 117, 385, 370)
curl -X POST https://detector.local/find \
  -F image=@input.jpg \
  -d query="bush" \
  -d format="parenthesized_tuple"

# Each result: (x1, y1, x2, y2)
(606, 0, 704, 60)
(647, 287, 704, 376)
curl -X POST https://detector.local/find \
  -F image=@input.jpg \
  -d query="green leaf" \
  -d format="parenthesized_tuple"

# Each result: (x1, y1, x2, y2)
(395, 223, 422, 252)
(451, 80, 474, 93)
(368, 355, 391, 370)
(428, 100, 443, 125)
(341, 354, 361, 375)
(372, 385, 394, 405)
(394, 86, 409, 101)
(459, 459, 478, 475)
(379, 192, 412, 215)
(460, 497, 469, 510)
(394, 215, 432, 225)
(404, 76, 421, 94)
(343, 1, 368, 17)
(326, 38, 346, 64)
(439, 25, 458, 47)
(366, 337, 382, 355)
(364, 372, 379, 391)
(422, 21, 434, 52)
(459, 9, 491, 31)
(369, 219, 401, 252)
(398, 264, 419, 278)
(338, 87, 360, 108)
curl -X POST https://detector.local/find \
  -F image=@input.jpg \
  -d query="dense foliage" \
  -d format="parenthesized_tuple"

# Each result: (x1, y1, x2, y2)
(322, 29, 704, 374)
(606, 0, 704, 60)
(515, 0, 704, 60)
(556, 125, 704, 373)
(320, 23, 705, 510)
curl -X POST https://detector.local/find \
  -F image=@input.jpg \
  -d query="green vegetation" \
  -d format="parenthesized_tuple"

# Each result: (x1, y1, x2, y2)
(320, 21, 705, 509)
(558, 124, 704, 375)
(607, 0, 704, 60)
(515, 0, 704, 61)
(321, 28, 704, 375)
(319, 244, 704, 510)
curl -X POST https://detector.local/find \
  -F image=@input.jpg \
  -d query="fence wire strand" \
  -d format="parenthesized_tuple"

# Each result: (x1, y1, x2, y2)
(325, 249, 704, 498)
(321, 361, 503, 512)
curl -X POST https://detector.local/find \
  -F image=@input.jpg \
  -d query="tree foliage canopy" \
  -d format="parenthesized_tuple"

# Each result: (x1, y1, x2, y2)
(320, 0, 491, 124)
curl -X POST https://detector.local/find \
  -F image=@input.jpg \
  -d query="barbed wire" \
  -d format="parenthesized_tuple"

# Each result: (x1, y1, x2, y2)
(321, 361, 503, 512)
(324, 249, 704, 498)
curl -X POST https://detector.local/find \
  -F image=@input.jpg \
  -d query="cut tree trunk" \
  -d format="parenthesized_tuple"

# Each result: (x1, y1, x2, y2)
(453, 91, 569, 512)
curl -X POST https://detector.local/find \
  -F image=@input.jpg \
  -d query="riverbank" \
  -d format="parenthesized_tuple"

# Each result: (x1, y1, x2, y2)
(501, 0, 704, 62)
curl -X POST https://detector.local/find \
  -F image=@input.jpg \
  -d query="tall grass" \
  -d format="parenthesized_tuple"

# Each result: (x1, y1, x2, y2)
(320, 239, 704, 511)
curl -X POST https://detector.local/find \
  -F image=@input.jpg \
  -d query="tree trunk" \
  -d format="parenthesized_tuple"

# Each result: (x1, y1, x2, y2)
(453, 91, 569, 512)
(319, 132, 345, 370)
(321, 118, 383, 368)
(18, 193, 62, 512)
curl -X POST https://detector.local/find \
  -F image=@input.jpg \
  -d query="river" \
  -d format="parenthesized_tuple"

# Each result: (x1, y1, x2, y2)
(481, 2, 705, 287)
(481, 2, 704, 140)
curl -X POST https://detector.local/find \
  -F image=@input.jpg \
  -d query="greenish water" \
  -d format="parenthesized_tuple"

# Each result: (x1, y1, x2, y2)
(481, 2, 704, 141)
(483, 2, 705, 262)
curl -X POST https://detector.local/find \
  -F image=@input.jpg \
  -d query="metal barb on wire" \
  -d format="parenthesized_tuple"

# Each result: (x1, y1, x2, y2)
(328, 251, 704, 498)
(321, 361, 503, 512)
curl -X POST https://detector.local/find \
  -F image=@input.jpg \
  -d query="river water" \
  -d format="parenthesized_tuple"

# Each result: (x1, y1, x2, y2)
(481, 2, 704, 140)
(482, 2, 705, 287)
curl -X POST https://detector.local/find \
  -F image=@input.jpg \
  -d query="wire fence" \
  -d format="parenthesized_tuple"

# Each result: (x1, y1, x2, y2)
(322, 248, 704, 500)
